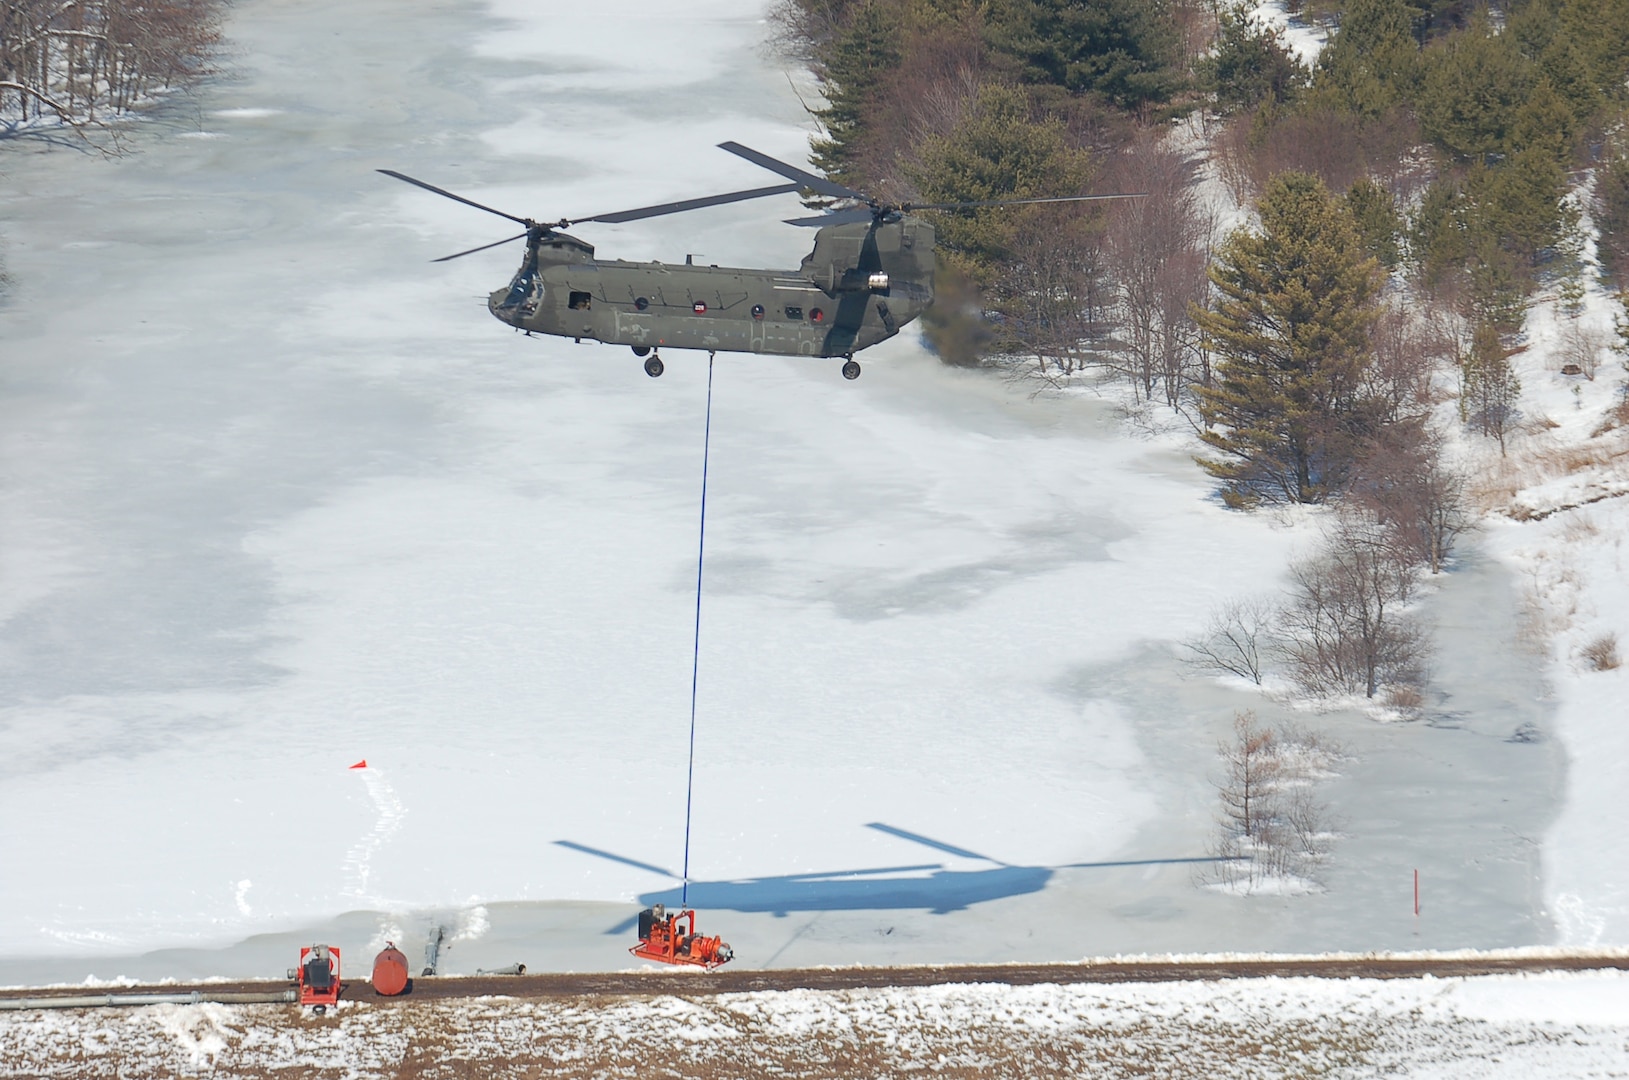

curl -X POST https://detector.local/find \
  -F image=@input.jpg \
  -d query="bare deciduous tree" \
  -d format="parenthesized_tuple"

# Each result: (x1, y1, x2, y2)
(1560, 318, 1609, 381)
(2, 0, 222, 146)
(1216, 710, 1281, 843)
(1101, 138, 1212, 408)
(1365, 300, 1447, 416)
(1349, 420, 1470, 575)
(1184, 596, 1277, 684)
(1279, 519, 1428, 699)
(1203, 711, 1340, 893)
(1002, 205, 1111, 379)
(1212, 104, 1423, 207)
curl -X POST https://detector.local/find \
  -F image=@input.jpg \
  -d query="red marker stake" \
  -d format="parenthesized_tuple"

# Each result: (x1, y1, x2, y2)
(1414, 869, 1420, 917)
(348, 759, 368, 770)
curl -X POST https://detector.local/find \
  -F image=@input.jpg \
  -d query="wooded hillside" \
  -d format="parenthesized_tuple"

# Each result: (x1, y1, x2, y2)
(1, 0, 222, 139)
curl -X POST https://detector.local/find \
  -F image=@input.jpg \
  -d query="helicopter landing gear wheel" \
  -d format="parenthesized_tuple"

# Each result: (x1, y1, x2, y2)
(841, 359, 861, 380)
(644, 354, 665, 378)
(632, 345, 651, 357)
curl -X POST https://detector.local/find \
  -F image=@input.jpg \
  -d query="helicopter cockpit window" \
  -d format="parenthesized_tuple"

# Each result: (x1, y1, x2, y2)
(569, 291, 592, 310)
(784, 305, 803, 321)
(502, 267, 539, 311)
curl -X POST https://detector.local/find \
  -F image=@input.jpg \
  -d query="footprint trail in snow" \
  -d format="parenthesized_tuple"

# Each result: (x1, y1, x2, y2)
(343, 764, 407, 903)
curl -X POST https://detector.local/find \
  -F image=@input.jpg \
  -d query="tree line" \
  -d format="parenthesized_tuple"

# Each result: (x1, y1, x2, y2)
(777, 0, 1629, 446)
(777, 0, 1629, 707)
(1, 0, 222, 141)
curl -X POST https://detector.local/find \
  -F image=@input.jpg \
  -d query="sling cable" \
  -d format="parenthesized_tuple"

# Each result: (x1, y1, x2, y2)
(628, 353, 734, 970)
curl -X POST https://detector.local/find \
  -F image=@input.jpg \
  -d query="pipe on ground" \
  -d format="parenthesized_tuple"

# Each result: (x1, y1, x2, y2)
(0, 989, 298, 1011)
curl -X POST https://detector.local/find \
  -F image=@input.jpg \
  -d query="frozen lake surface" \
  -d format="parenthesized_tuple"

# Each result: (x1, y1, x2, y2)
(0, 0, 1574, 982)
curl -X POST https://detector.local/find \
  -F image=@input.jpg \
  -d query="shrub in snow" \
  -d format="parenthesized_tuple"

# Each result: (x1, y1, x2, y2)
(1202, 711, 1342, 895)
(1581, 631, 1621, 671)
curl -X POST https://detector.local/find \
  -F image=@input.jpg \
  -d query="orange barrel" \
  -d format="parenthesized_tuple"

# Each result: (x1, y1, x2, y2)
(371, 943, 410, 996)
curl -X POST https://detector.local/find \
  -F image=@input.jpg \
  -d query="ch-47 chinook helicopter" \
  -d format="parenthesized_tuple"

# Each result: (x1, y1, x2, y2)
(381, 142, 1134, 380)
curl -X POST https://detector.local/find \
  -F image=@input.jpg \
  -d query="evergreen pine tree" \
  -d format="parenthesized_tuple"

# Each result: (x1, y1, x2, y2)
(1460, 321, 1521, 454)
(1346, 177, 1403, 268)
(1596, 153, 1629, 282)
(1613, 289, 1629, 369)
(809, 1, 903, 184)
(1194, 172, 1385, 506)
(1416, 16, 1535, 161)
(910, 82, 1093, 284)
(982, 0, 1183, 108)
(1199, 4, 1309, 115)
(1309, 0, 1421, 118)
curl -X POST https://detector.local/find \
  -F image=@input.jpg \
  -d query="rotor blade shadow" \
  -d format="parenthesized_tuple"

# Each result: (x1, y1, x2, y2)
(637, 865, 1051, 917)
(866, 823, 1006, 865)
(1055, 856, 1238, 869)
(604, 913, 642, 937)
(553, 840, 677, 880)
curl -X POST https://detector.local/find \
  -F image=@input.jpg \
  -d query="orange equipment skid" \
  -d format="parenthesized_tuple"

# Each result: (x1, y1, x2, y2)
(630, 905, 733, 970)
(295, 944, 342, 1009)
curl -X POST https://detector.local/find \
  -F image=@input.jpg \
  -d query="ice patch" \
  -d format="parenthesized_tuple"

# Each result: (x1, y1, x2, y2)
(212, 108, 282, 118)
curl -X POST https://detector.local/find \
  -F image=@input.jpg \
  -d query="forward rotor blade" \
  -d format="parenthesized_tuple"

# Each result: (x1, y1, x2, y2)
(431, 231, 530, 263)
(783, 207, 877, 227)
(377, 169, 533, 227)
(717, 141, 864, 200)
(575, 182, 801, 225)
(906, 193, 1147, 211)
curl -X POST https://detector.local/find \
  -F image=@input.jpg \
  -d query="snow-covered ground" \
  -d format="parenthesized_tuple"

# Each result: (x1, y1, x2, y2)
(3, 969, 1628, 1078)
(1466, 198, 1629, 948)
(0, 0, 1611, 986)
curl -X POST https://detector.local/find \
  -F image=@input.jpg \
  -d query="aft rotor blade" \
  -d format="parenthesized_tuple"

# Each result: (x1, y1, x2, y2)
(783, 207, 877, 227)
(575, 182, 801, 225)
(717, 141, 864, 200)
(377, 169, 533, 227)
(906, 193, 1147, 211)
(431, 231, 530, 263)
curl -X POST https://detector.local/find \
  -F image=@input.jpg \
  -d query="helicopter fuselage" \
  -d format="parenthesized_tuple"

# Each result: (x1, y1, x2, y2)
(490, 218, 936, 360)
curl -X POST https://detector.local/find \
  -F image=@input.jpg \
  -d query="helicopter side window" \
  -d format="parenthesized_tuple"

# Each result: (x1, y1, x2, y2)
(751, 305, 765, 319)
(568, 291, 592, 310)
(784, 306, 803, 321)
(634, 296, 649, 311)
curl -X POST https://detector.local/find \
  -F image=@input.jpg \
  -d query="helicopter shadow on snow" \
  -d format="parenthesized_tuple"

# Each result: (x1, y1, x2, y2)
(556, 823, 1215, 935)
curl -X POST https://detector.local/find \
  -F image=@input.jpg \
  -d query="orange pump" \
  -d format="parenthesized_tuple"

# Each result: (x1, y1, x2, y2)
(630, 905, 733, 970)
(291, 944, 342, 1012)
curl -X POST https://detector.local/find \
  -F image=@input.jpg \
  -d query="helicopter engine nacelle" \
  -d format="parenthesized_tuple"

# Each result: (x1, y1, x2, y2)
(833, 268, 890, 295)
